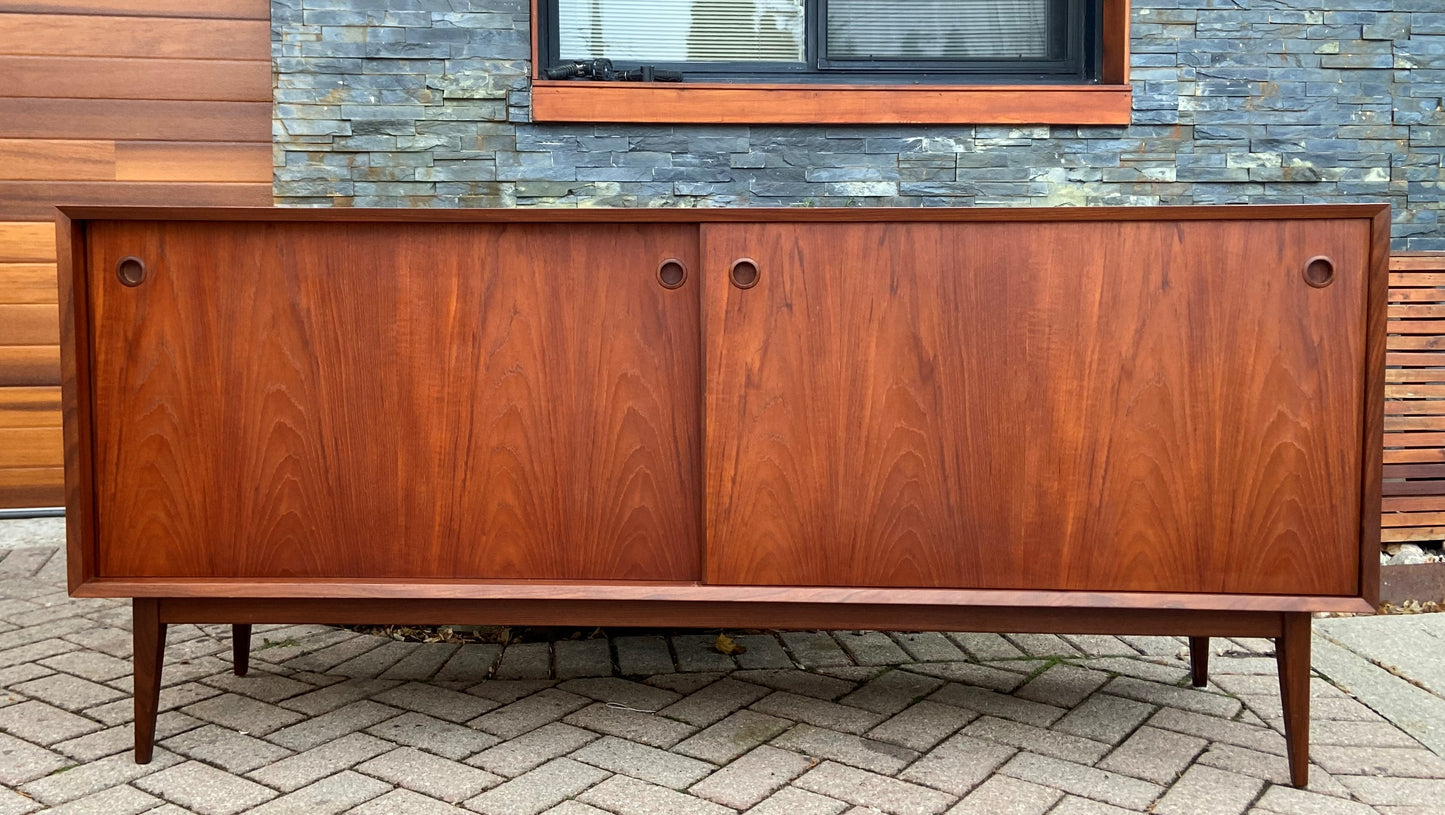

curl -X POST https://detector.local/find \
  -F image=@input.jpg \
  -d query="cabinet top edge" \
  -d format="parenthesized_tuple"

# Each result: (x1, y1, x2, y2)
(56, 203, 1390, 225)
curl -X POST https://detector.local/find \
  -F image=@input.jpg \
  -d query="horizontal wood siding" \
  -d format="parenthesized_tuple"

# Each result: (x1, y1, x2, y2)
(0, 1, 270, 507)
(1383, 253, 1445, 543)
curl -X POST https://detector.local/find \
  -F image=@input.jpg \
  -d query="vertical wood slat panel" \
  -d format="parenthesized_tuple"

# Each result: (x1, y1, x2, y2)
(1383, 254, 1445, 542)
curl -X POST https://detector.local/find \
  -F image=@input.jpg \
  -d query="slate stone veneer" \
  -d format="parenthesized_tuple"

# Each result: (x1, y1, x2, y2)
(273, 0, 1445, 248)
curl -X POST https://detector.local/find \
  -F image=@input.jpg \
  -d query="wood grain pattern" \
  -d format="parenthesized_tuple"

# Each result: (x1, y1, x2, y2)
(704, 219, 1368, 596)
(532, 81, 1133, 125)
(115, 143, 272, 183)
(0, 467, 63, 508)
(0, 13, 269, 59)
(0, 263, 59, 303)
(0, 0, 268, 18)
(0, 56, 269, 101)
(0, 221, 57, 261)
(0, 139, 114, 180)
(89, 220, 701, 581)
(0, 181, 271, 221)
(0, 346, 60, 386)
(0, 427, 62, 467)
(0, 304, 59, 345)
(0, 100, 271, 142)
(0, 387, 59, 427)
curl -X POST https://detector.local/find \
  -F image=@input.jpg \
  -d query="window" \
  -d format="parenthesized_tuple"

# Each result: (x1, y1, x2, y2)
(529, 0, 1132, 125)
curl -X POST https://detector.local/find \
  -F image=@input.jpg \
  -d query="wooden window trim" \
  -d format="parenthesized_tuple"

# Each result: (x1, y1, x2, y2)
(529, 0, 1131, 125)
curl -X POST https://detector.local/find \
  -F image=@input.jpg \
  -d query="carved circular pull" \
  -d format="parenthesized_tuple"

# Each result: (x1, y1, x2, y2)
(730, 258, 759, 290)
(116, 256, 147, 287)
(1303, 256, 1335, 288)
(657, 258, 687, 289)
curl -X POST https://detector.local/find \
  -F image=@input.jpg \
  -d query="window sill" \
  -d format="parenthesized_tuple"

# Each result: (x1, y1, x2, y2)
(530, 80, 1133, 126)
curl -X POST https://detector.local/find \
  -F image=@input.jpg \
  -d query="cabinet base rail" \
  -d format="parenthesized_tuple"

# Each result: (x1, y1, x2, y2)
(131, 598, 1314, 787)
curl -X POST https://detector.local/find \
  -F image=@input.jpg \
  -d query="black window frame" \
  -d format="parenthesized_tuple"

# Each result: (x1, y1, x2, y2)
(538, 0, 1103, 85)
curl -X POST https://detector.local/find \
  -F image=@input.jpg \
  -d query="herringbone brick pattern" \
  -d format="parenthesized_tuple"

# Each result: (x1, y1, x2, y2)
(1, 543, 1442, 815)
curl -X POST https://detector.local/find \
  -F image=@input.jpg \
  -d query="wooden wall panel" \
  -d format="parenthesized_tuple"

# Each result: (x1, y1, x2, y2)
(0, 57, 270, 101)
(1384, 254, 1445, 543)
(0, 14, 268, 59)
(0, 3, 271, 507)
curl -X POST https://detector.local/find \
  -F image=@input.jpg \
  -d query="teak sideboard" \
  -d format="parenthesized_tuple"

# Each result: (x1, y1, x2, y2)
(57, 205, 1388, 786)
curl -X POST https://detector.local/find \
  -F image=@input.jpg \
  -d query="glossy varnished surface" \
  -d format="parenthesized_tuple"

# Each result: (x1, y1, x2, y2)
(88, 220, 701, 580)
(703, 219, 1369, 595)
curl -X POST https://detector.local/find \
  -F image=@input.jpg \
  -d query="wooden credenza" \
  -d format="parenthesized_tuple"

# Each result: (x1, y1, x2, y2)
(58, 205, 1388, 785)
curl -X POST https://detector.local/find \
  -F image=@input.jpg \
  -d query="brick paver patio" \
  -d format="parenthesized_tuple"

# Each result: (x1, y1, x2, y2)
(2, 542, 1443, 815)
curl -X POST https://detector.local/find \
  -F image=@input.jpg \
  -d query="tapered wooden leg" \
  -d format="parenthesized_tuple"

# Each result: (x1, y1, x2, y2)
(1188, 636, 1210, 688)
(1277, 612, 1312, 788)
(133, 598, 167, 765)
(232, 624, 252, 677)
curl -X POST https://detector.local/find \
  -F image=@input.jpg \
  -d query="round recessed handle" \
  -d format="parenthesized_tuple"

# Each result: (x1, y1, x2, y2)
(730, 258, 759, 289)
(1303, 256, 1335, 288)
(116, 256, 147, 287)
(657, 258, 687, 289)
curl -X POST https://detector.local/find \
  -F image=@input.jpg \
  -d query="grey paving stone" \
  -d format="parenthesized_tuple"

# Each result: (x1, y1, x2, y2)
(558, 677, 680, 711)
(247, 732, 395, 793)
(1118, 636, 1185, 657)
(795, 761, 954, 815)
(86, 682, 220, 726)
(371, 681, 500, 723)
(1336, 776, 1445, 807)
(671, 634, 738, 672)
(1312, 719, 1426, 748)
(578, 773, 732, 815)
(733, 668, 856, 700)
(465, 757, 610, 815)
(890, 632, 968, 663)
(245, 770, 391, 815)
(381, 642, 461, 681)
(332, 640, 418, 678)
(0, 731, 72, 785)
(1000, 752, 1164, 810)
(134, 760, 279, 815)
(181, 693, 306, 736)
(0, 700, 101, 744)
(688, 744, 813, 808)
(467, 679, 558, 704)
(364, 711, 501, 760)
(1254, 785, 1379, 815)
(905, 661, 1028, 693)
(553, 639, 612, 679)
(466, 722, 598, 777)
(748, 786, 850, 815)
(946, 775, 1061, 815)
(279, 679, 401, 716)
(1004, 634, 1082, 658)
(1149, 707, 1285, 756)
(1153, 765, 1264, 815)
(866, 699, 976, 752)
(472, 688, 592, 739)
(614, 636, 673, 676)
(0, 659, 54, 687)
(160, 724, 294, 774)
(1059, 634, 1139, 657)
(731, 634, 794, 669)
(495, 642, 551, 680)
(928, 684, 1065, 728)
(0, 639, 78, 670)
(563, 701, 697, 748)
(0, 787, 39, 815)
(672, 708, 793, 764)
(1013, 664, 1111, 709)
(752, 690, 887, 735)
(543, 804, 611, 815)
(265, 699, 401, 751)
(1052, 693, 1155, 746)
(645, 672, 724, 694)
(947, 633, 1025, 661)
(200, 670, 315, 704)
(1048, 796, 1136, 815)
(281, 636, 387, 674)
(657, 676, 769, 727)
(38, 651, 132, 682)
(1310, 745, 1445, 778)
(571, 735, 714, 789)
(33, 785, 162, 815)
(1096, 725, 1207, 785)
(1193, 743, 1351, 798)
(435, 644, 502, 683)
(838, 669, 945, 716)
(358, 746, 502, 803)
(962, 715, 1111, 764)
(1081, 657, 1190, 685)
(1103, 676, 1242, 719)
(781, 632, 853, 668)
(51, 711, 200, 762)
(774, 721, 920, 775)
(355, 788, 471, 815)
(834, 632, 912, 666)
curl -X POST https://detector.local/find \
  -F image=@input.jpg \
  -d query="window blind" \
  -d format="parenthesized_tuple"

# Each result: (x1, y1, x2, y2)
(556, 0, 805, 63)
(826, 0, 1051, 60)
